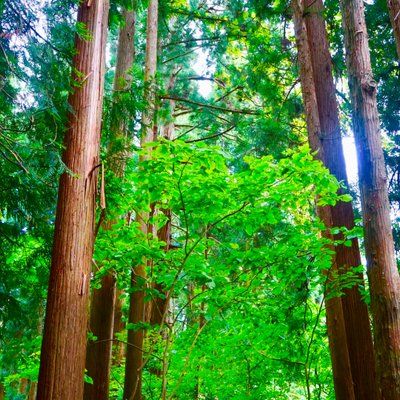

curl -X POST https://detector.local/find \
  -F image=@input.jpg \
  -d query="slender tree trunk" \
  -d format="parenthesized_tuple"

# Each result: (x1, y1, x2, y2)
(108, 6, 136, 172)
(149, 209, 172, 328)
(145, 67, 180, 385)
(84, 274, 116, 400)
(113, 287, 126, 364)
(148, 207, 173, 381)
(141, 0, 158, 146)
(194, 284, 207, 399)
(149, 67, 179, 329)
(341, 0, 400, 397)
(124, 1, 158, 399)
(109, 6, 137, 366)
(84, 9, 136, 399)
(28, 382, 37, 400)
(304, 1, 380, 399)
(36, 1, 109, 399)
(124, 265, 146, 400)
(18, 378, 28, 395)
(292, 2, 356, 399)
(387, 0, 400, 60)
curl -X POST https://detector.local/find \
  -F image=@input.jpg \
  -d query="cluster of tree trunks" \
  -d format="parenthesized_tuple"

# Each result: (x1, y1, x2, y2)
(35, 0, 400, 399)
(294, 0, 400, 398)
(341, 0, 400, 397)
(292, 3, 357, 399)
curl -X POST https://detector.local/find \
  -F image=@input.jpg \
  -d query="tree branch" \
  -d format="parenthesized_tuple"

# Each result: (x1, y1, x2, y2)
(185, 124, 236, 143)
(160, 95, 259, 115)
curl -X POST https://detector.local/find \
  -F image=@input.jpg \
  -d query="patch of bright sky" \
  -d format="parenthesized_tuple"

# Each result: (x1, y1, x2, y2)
(8, 0, 51, 110)
(10, 0, 48, 49)
(342, 135, 359, 185)
(189, 16, 216, 99)
(191, 47, 215, 98)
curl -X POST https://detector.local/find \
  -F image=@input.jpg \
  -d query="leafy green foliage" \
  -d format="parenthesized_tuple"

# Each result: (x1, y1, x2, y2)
(92, 139, 349, 398)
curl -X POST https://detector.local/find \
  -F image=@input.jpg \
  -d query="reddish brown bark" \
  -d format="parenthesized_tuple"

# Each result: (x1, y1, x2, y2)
(83, 10, 136, 399)
(304, 1, 379, 399)
(84, 274, 116, 400)
(387, 0, 400, 59)
(28, 382, 37, 400)
(110, 7, 137, 367)
(36, 1, 109, 398)
(292, 2, 356, 398)
(109, 7, 136, 174)
(341, 0, 400, 397)
(124, 264, 146, 400)
(18, 379, 28, 395)
(124, 1, 158, 399)
(141, 0, 158, 147)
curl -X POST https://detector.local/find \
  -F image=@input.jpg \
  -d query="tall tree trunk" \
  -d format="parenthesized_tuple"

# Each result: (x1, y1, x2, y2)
(304, 1, 380, 399)
(341, 0, 400, 397)
(141, 0, 158, 146)
(108, 6, 137, 172)
(292, 2, 356, 399)
(84, 8, 136, 400)
(36, 1, 109, 399)
(110, 6, 137, 366)
(149, 67, 179, 329)
(84, 274, 116, 400)
(124, 1, 158, 399)
(387, 0, 400, 60)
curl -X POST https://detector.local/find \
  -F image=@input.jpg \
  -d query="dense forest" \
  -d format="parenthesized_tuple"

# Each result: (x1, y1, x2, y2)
(1, 0, 400, 399)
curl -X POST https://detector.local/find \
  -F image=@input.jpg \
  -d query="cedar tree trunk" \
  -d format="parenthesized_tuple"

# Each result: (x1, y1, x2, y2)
(387, 0, 400, 59)
(84, 8, 136, 399)
(36, 0, 109, 399)
(292, 1, 356, 398)
(84, 274, 116, 400)
(123, 1, 158, 399)
(304, 1, 380, 398)
(149, 68, 179, 329)
(341, 0, 400, 397)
